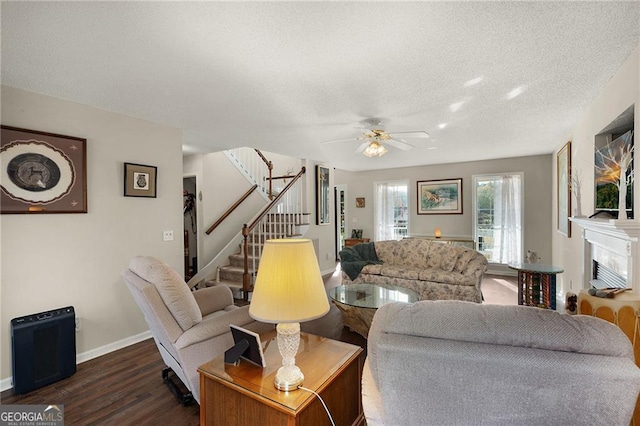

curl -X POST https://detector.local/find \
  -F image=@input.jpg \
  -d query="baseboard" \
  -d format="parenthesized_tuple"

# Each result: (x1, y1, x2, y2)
(0, 330, 152, 393)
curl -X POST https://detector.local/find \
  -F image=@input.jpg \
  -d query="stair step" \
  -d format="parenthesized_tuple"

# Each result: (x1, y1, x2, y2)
(228, 253, 259, 268)
(213, 279, 243, 290)
(219, 265, 252, 282)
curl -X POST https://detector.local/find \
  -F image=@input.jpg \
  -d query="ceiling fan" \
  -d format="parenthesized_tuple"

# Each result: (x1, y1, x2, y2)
(322, 119, 429, 157)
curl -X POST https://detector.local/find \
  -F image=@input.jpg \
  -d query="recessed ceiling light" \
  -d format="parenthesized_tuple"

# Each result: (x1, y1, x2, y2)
(427, 146, 438, 150)
(507, 86, 526, 100)
(464, 76, 484, 87)
(449, 101, 465, 112)
(438, 123, 447, 129)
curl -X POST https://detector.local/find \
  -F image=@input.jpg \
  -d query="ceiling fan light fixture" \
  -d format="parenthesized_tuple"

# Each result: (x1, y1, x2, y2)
(362, 140, 388, 157)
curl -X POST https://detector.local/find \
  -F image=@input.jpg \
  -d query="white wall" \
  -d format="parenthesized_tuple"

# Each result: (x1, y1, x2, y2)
(334, 154, 552, 268)
(552, 43, 639, 299)
(0, 86, 184, 386)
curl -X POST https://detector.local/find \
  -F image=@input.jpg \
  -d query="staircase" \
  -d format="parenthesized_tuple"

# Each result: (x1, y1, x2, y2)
(191, 148, 309, 300)
(211, 213, 310, 292)
(212, 213, 310, 294)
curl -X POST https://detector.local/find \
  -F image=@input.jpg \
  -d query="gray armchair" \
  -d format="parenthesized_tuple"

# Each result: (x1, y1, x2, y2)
(363, 300, 640, 425)
(123, 255, 344, 405)
(123, 256, 273, 404)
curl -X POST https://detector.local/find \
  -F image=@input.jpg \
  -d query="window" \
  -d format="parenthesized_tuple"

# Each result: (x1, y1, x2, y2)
(473, 173, 523, 264)
(374, 181, 409, 241)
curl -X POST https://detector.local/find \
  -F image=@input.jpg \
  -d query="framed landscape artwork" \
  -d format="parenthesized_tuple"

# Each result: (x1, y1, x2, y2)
(417, 178, 463, 215)
(1, 125, 87, 214)
(594, 130, 634, 219)
(557, 141, 571, 237)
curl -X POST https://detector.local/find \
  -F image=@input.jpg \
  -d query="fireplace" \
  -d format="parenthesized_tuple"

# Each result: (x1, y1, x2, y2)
(592, 260, 626, 289)
(571, 218, 640, 293)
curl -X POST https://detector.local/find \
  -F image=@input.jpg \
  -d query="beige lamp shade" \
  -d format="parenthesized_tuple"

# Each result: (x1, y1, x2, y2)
(249, 239, 330, 324)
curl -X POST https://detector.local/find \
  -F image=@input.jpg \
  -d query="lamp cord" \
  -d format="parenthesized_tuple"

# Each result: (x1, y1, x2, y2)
(298, 385, 336, 426)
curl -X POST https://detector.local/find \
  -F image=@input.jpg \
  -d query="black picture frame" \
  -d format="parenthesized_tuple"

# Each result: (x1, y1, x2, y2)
(124, 162, 157, 198)
(229, 324, 266, 368)
(316, 165, 330, 225)
(557, 141, 571, 237)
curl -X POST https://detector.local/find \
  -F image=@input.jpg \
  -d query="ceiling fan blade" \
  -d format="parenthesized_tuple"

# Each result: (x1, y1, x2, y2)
(387, 131, 430, 138)
(353, 141, 369, 154)
(322, 137, 361, 145)
(385, 139, 414, 151)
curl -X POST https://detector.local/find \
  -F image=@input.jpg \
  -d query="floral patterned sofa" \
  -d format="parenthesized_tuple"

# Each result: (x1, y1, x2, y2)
(341, 239, 488, 303)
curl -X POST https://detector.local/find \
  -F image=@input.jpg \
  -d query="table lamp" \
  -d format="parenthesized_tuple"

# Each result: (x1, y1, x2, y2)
(249, 239, 330, 391)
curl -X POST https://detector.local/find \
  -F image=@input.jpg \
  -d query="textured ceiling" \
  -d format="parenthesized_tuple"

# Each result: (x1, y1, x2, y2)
(2, 1, 639, 172)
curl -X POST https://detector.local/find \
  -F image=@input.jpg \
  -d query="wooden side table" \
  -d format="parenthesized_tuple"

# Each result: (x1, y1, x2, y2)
(198, 331, 364, 426)
(344, 238, 370, 248)
(508, 263, 564, 310)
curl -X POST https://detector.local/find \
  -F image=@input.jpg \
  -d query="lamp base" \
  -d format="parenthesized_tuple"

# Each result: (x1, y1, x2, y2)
(275, 323, 303, 391)
(274, 365, 304, 391)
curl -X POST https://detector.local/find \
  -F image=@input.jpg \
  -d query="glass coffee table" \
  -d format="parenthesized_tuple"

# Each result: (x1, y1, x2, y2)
(329, 283, 419, 338)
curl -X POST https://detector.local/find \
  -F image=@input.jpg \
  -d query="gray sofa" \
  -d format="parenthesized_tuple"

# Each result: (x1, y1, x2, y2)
(341, 239, 487, 302)
(363, 300, 640, 425)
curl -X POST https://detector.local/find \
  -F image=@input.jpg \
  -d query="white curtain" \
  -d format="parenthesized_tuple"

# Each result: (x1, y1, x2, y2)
(374, 182, 404, 241)
(496, 175, 522, 264)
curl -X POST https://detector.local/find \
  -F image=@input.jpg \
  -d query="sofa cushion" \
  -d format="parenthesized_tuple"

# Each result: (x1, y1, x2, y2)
(426, 243, 464, 272)
(129, 256, 202, 331)
(374, 300, 636, 358)
(394, 239, 430, 269)
(418, 269, 476, 286)
(380, 265, 421, 280)
(454, 249, 480, 273)
(362, 264, 383, 275)
(373, 240, 399, 264)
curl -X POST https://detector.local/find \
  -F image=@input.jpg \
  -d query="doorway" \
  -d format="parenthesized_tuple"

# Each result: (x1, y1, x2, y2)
(183, 176, 198, 279)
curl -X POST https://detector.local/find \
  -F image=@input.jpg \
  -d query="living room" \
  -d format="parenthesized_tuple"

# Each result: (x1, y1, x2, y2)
(1, 1, 640, 423)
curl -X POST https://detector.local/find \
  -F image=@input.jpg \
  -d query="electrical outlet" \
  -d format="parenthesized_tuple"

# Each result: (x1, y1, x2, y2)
(163, 230, 174, 241)
(75, 317, 81, 332)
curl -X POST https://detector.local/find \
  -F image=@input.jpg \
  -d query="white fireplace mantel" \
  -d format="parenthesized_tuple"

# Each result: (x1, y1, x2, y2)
(570, 217, 640, 240)
(570, 217, 640, 293)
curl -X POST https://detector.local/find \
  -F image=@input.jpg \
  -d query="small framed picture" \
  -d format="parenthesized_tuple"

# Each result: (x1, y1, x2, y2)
(351, 229, 363, 239)
(124, 162, 157, 198)
(355, 197, 365, 208)
(229, 324, 266, 368)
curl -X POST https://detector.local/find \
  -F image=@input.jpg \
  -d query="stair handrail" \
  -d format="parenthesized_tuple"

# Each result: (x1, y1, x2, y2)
(243, 167, 306, 235)
(240, 166, 306, 300)
(224, 148, 274, 200)
(205, 184, 258, 235)
(253, 149, 274, 200)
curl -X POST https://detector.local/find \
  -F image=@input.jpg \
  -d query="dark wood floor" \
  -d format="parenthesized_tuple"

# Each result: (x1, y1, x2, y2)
(0, 328, 366, 426)
(0, 338, 201, 425)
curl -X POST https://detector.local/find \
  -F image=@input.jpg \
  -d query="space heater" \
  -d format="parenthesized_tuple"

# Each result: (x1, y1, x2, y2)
(11, 306, 77, 394)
